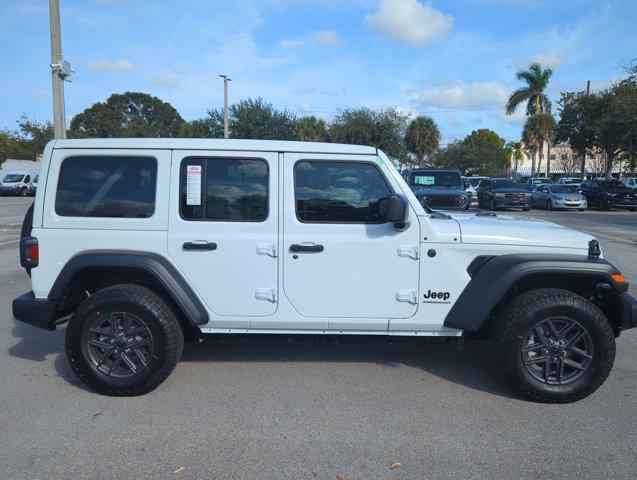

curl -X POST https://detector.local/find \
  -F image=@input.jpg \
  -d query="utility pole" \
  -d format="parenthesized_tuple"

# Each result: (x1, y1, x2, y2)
(49, 0, 73, 139)
(580, 80, 591, 180)
(219, 74, 231, 139)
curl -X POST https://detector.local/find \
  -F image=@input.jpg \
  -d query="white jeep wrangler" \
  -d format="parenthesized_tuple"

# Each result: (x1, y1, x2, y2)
(13, 139, 637, 401)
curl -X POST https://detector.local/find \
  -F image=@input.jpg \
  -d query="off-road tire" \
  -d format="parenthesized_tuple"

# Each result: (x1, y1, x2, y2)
(522, 207, 530, 211)
(20, 187, 28, 197)
(489, 198, 499, 211)
(66, 284, 184, 396)
(20, 203, 34, 276)
(492, 288, 615, 403)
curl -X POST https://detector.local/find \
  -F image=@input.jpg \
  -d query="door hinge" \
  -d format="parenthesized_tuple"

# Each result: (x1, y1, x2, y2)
(255, 288, 277, 302)
(397, 245, 419, 260)
(396, 290, 418, 304)
(256, 243, 277, 258)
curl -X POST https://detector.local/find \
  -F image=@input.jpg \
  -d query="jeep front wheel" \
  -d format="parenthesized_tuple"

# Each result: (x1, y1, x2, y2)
(492, 288, 615, 403)
(65, 284, 184, 396)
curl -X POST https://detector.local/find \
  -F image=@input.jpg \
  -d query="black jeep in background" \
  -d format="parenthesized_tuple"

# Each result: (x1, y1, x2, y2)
(403, 168, 470, 210)
(579, 179, 637, 211)
(477, 178, 531, 211)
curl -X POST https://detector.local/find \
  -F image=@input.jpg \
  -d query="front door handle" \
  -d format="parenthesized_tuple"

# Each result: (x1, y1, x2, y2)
(183, 241, 217, 251)
(290, 244, 324, 253)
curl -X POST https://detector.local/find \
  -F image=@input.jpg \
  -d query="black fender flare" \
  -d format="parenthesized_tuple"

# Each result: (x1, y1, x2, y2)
(49, 250, 209, 326)
(443, 253, 627, 332)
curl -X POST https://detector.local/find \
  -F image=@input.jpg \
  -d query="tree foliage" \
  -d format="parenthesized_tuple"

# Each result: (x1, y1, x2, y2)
(522, 113, 557, 174)
(296, 116, 328, 142)
(69, 92, 184, 138)
(225, 98, 297, 140)
(404, 116, 440, 167)
(436, 129, 509, 176)
(0, 116, 53, 161)
(506, 62, 553, 116)
(329, 107, 410, 161)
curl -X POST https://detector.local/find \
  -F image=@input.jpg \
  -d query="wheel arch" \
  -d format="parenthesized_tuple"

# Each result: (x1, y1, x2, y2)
(49, 251, 208, 332)
(445, 254, 628, 337)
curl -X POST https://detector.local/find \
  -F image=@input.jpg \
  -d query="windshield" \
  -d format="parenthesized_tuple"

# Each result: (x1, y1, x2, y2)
(492, 179, 520, 189)
(2, 174, 24, 183)
(33, 175, 39, 183)
(468, 177, 484, 187)
(551, 186, 577, 194)
(599, 179, 630, 190)
(410, 171, 461, 188)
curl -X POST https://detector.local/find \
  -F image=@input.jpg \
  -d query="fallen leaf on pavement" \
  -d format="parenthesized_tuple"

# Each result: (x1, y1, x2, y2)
(138, 447, 148, 452)
(171, 467, 186, 474)
(390, 462, 401, 470)
(336, 475, 344, 480)
(106, 464, 113, 470)
(278, 432, 289, 438)
(92, 412, 103, 417)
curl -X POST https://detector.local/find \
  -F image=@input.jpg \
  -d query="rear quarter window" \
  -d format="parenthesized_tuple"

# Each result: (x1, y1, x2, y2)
(55, 155, 157, 218)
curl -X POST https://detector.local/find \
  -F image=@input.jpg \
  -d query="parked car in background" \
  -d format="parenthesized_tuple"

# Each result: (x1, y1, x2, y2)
(0, 172, 32, 196)
(522, 177, 553, 191)
(579, 179, 637, 211)
(557, 177, 583, 188)
(405, 168, 471, 210)
(624, 177, 637, 190)
(477, 178, 531, 211)
(531, 184, 587, 211)
(464, 176, 488, 207)
(28, 175, 39, 196)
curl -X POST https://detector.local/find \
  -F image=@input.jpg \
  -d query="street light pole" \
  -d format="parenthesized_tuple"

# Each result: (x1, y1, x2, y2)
(49, 0, 69, 139)
(219, 74, 231, 139)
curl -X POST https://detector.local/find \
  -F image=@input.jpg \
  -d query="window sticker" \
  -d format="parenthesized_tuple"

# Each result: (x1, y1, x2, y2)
(186, 165, 202, 205)
(414, 176, 435, 185)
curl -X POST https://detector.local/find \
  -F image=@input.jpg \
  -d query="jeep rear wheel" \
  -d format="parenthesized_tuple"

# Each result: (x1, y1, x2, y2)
(65, 284, 184, 396)
(492, 288, 615, 403)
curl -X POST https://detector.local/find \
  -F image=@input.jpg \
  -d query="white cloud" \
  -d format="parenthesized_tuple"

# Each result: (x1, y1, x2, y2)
(365, 0, 453, 48)
(309, 30, 340, 46)
(417, 80, 509, 109)
(491, 107, 526, 125)
(35, 89, 49, 99)
(281, 30, 341, 48)
(150, 75, 182, 89)
(531, 51, 565, 68)
(89, 59, 134, 72)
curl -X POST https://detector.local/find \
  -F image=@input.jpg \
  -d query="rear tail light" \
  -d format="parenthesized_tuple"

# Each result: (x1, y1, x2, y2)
(20, 236, 39, 269)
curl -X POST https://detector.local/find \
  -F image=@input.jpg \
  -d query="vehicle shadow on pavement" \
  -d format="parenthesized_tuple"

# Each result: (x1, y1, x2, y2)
(179, 337, 518, 400)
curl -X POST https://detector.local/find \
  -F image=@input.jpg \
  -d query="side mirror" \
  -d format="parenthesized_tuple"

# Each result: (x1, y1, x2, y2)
(379, 194, 408, 226)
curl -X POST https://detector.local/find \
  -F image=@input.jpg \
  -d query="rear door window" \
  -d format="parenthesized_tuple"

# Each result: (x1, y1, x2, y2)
(55, 155, 157, 218)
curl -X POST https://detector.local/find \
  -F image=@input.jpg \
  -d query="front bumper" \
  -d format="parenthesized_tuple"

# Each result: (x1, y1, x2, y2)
(619, 293, 637, 332)
(12, 291, 58, 331)
(552, 199, 587, 209)
(494, 197, 531, 208)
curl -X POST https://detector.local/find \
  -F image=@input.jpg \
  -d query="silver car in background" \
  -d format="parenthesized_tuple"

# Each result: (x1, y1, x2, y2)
(531, 184, 587, 211)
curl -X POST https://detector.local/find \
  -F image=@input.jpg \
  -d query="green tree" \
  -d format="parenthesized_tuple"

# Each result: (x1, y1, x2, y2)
(506, 62, 553, 116)
(0, 116, 53, 161)
(296, 116, 328, 142)
(404, 116, 440, 167)
(505, 141, 527, 177)
(227, 98, 297, 140)
(522, 114, 557, 176)
(328, 107, 409, 161)
(556, 91, 598, 178)
(436, 129, 508, 176)
(179, 115, 224, 138)
(69, 92, 184, 138)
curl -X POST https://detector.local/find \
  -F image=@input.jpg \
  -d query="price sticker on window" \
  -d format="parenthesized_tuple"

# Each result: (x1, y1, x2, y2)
(186, 165, 202, 205)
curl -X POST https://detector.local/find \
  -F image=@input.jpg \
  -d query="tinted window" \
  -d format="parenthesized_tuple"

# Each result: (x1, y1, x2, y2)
(24, 175, 31, 183)
(3, 174, 24, 183)
(469, 178, 484, 187)
(410, 171, 461, 187)
(295, 161, 391, 223)
(55, 156, 157, 218)
(180, 158, 268, 221)
(492, 179, 520, 189)
(551, 186, 576, 194)
(478, 180, 489, 188)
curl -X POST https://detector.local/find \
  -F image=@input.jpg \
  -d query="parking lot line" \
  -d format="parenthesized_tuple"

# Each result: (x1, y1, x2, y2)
(0, 239, 19, 246)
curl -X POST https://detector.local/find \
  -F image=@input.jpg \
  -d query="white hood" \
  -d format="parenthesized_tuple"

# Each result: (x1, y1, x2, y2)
(447, 212, 595, 250)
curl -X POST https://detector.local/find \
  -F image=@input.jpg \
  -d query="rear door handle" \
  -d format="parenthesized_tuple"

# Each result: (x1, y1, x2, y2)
(183, 241, 217, 251)
(290, 244, 324, 253)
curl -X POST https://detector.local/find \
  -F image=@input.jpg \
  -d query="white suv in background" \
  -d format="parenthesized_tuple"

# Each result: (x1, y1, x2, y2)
(12, 138, 637, 401)
(624, 177, 637, 190)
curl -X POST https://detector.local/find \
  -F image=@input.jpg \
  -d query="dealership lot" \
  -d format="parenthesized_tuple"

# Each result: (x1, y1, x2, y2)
(0, 197, 635, 479)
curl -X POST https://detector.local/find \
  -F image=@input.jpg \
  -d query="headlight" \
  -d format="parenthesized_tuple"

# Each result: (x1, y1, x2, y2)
(553, 196, 564, 201)
(606, 192, 617, 197)
(524, 192, 531, 197)
(495, 193, 505, 197)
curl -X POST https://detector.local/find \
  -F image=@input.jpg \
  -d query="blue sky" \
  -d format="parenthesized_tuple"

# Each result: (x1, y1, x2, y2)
(1, 0, 635, 145)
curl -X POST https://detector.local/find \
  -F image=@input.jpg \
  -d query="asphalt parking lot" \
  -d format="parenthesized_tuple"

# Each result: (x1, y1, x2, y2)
(0, 197, 635, 479)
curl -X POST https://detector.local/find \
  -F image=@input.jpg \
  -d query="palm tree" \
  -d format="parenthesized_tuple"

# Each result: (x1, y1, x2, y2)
(404, 116, 440, 167)
(522, 114, 557, 177)
(506, 62, 553, 116)
(505, 141, 527, 178)
(296, 116, 327, 142)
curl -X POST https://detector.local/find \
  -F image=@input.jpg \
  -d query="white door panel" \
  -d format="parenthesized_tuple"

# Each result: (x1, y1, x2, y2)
(282, 153, 420, 328)
(167, 150, 278, 318)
